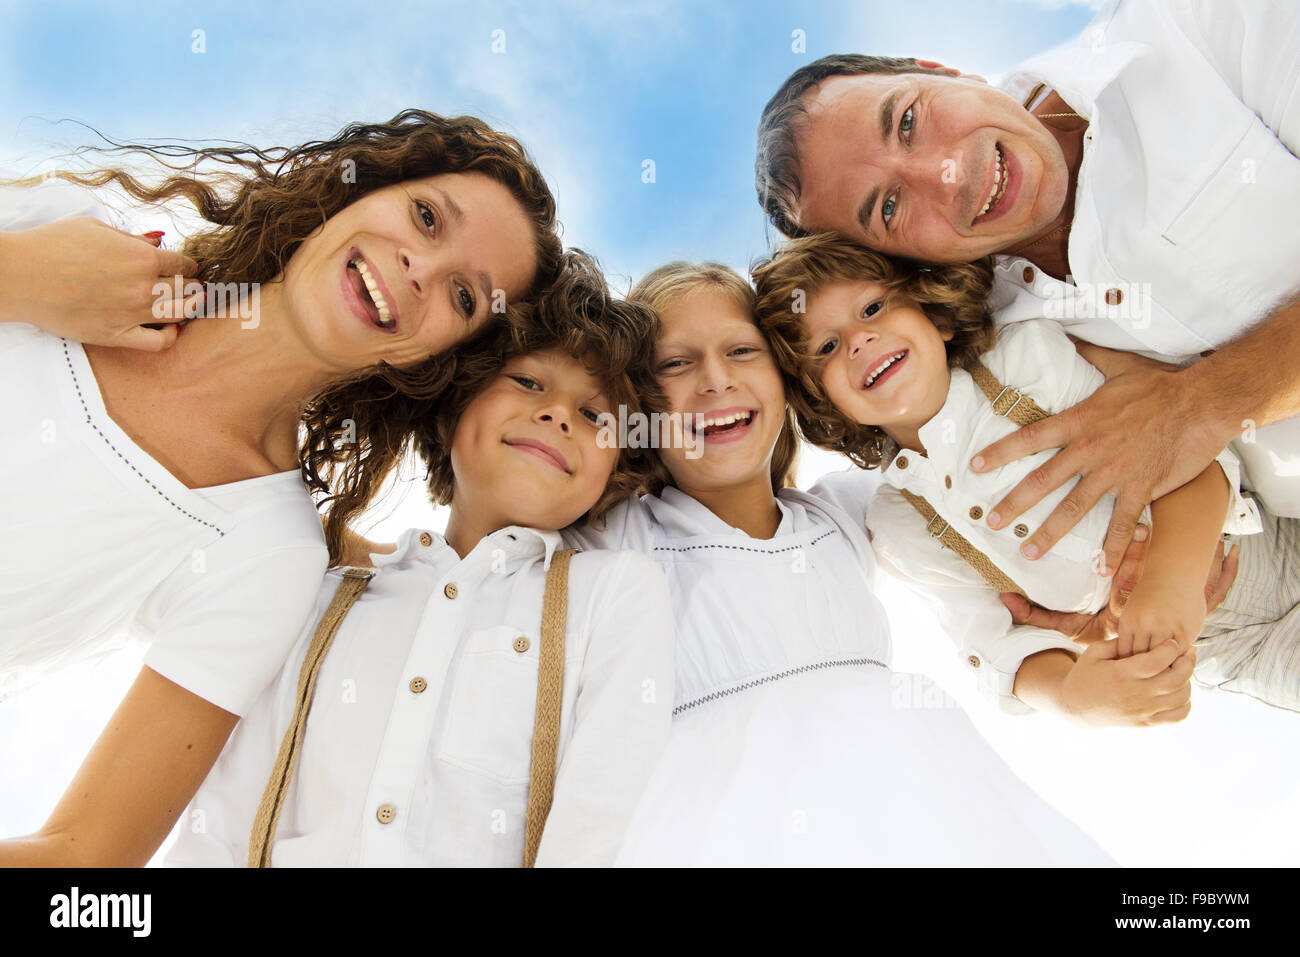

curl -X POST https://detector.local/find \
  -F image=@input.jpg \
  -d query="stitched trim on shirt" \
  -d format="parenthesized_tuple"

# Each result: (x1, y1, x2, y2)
(653, 528, 836, 556)
(672, 656, 887, 716)
(62, 340, 226, 536)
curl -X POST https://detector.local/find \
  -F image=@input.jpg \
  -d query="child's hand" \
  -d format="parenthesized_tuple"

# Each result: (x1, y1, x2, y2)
(1116, 574, 1207, 659)
(1058, 638, 1195, 727)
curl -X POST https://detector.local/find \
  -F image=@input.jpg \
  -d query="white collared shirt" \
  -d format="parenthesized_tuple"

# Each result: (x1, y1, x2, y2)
(165, 525, 674, 867)
(865, 319, 1260, 714)
(990, 0, 1300, 517)
(563, 480, 891, 711)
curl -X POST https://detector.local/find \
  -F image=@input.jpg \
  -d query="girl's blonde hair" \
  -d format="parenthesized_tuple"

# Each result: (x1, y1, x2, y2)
(751, 233, 995, 470)
(627, 261, 800, 493)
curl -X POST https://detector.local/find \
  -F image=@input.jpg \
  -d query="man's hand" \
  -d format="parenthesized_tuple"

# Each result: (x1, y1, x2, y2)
(0, 217, 202, 350)
(969, 340, 1232, 577)
(1001, 530, 1239, 644)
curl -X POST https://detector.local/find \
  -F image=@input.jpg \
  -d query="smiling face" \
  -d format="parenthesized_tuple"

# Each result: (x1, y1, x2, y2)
(278, 171, 538, 372)
(448, 348, 619, 532)
(653, 287, 787, 494)
(803, 279, 953, 448)
(792, 72, 1070, 262)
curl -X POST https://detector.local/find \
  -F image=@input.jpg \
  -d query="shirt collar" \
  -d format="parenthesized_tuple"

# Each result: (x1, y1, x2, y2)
(882, 365, 981, 478)
(368, 524, 567, 571)
(1000, 15, 1149, 118)
(646, 485, 796, 539)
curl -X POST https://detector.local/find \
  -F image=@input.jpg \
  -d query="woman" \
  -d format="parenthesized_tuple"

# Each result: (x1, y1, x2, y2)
(562, 261, 1116, 864)
(0, 111, 562, 864)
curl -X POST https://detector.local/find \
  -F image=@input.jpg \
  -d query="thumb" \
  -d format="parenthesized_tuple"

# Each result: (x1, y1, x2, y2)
(1071, 338, 1129, 377)
(1000, 592, 1032, 624)
(1082, 638, 1120, 661)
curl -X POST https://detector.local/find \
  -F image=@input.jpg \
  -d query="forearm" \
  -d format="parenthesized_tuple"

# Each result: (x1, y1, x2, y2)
(0, 830, 90, 868)
(1011, 649, 1076, 714)
(0, 230, 26, 323)
(1145, 462, 1231, 589)
(1183, 294, 1300, 440)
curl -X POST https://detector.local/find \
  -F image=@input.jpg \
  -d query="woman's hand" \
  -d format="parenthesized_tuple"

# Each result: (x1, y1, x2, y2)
(0, 217, 202, 351)
(1058, 638, 1196, 727)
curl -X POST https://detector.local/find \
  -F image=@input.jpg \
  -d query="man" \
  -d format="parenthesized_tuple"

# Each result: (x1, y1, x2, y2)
(755, 0, 1300, 581)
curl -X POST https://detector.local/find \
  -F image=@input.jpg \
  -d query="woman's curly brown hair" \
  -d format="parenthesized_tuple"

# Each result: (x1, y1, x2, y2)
(627, 261, 801, 495)
(412, 248, 662, 528)
(19, 111, 564, 562)
(751, 232, 995, 470)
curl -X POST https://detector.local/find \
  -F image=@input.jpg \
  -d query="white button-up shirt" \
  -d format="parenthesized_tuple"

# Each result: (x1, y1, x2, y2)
(991, 0, 1300, 517)
(165, 525, 674, 867)
(865, 319, 1260, 715)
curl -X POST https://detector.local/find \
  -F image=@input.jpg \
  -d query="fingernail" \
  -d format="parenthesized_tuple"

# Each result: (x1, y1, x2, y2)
(987, 511, 1001, 529)
(1134, 525, 1149, 542)
(1021, 543, 1039, 560)
(143, 230, 164, 240)
(970, 456, 985, 471)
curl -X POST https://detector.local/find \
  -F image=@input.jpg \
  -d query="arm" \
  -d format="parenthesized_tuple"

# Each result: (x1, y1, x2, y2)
(0, 218, 200, 350)
(972, 299, 1300, 575)
(0, 667, 237, 866)
(1114, 461, 1230, 658)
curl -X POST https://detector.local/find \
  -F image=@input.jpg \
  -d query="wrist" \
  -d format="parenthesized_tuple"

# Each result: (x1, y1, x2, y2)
(1178, 359, 1251, 448)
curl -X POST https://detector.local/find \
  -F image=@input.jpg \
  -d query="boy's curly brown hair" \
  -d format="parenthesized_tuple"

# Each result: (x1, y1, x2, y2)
(411, 248, 662, 528)
(751, 233, 995, 469)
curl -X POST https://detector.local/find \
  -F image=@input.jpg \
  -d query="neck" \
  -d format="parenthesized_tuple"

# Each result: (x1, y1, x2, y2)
(884, 425, 927, 455)
(442, 504, 497, 561)
(119, 282, 350, 471)
(1002, 93, 1088, 280)
(675, 472, 783, 540)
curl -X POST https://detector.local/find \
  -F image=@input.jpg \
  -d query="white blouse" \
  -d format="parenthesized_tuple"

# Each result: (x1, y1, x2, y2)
(0, 185, 328, 714)
(990, 0, 1300, 517)
(164, 526, 674, 867)
(563, 478, 891, 710)
(865, 318, 1261, 714)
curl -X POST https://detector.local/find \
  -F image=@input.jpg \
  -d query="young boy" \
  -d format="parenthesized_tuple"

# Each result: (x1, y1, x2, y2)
(752, 234, 1298, 722)
(166, 250, 675, 866)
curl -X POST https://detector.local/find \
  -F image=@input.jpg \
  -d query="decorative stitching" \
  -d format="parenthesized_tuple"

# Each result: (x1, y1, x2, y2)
(672, 656, 887, 716)
(653, 528, 835, 555)
(62, 341, 226, 536)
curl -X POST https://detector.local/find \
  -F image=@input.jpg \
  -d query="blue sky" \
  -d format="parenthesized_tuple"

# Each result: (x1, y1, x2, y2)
(0, 0, 1098, 288)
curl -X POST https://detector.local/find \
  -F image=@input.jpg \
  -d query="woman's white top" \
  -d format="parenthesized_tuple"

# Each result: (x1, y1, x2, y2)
(0, 182, 328, 714)
(989, 0, 1300, 517)
(564, 481, 890, 710)
(165, 526, 675, 867)
(561, 479, 1112, 865)
(867, 318, 1261, 714)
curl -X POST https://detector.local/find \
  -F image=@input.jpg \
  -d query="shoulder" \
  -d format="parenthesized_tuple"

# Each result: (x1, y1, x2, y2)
(569, 547, 666, 595)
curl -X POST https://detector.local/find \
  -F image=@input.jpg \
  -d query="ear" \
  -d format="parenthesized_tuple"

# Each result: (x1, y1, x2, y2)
(916, 58, 987, 84)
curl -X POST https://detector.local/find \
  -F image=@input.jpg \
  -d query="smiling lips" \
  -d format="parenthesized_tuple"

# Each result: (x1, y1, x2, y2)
(692, 406, 758, 443)
(861, 350, 908, 390)
(344, 248, 400, 333)
(504, 437, 570, 474)
(971, 143, 1016, 227)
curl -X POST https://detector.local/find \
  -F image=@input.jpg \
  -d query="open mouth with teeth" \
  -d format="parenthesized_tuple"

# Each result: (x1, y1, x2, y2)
(693, 409, 756, 438)
(346, 254, 397, 331)
(972, 144, 1009, 225)
(863, 350, 908, 390)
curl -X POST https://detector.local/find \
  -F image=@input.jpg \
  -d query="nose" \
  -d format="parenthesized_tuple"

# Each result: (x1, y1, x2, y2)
(697, 352, 736, 395)
(898, 143, 964, 212)
(535, 400, 572, 434)
(397, 247, 432, 298)
(846, 324, 878, 358)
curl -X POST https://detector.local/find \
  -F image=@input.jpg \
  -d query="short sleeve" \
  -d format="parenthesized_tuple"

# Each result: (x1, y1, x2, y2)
(138, 507, 328, 716)
(981, 317, 1105, 416)
(868, 484, 1082, 715)
(1212, 445, 1264, 536)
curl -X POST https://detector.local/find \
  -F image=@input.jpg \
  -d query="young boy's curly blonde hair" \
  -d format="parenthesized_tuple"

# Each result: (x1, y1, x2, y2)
(751, 233, 996, 470)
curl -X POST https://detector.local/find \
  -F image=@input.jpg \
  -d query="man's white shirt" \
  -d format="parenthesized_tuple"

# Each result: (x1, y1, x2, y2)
(991, 0, 1300, 516)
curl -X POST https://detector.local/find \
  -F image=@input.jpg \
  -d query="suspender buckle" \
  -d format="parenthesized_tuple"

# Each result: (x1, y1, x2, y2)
(992, 385, 1026, 419)
(925, 514, 950, 539)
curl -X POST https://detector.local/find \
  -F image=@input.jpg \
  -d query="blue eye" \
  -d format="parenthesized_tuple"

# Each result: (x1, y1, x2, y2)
(509, 374, 541, 390)
(863, 301, 883, 318)
(899, 106, 914, 137)
(881, 195, 897, 225)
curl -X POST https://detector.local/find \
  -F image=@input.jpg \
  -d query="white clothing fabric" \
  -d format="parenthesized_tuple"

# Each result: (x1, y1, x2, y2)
(991, 0, 1300, 516)
(165, 526, 674, 867)
(563, 485, 1112, 865)
(866, 319, 1261, 714)
(0, 184, 328, 714)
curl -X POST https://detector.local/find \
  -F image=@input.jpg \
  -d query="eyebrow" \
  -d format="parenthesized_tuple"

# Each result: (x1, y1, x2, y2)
(431, 187, 464, 226)
(857, 186, 881, 239)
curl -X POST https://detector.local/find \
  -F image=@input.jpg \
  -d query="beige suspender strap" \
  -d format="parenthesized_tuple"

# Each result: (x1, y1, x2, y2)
(898, 488, 1029, 598)
(247, 566, 374, 868)
(967, 360, 1052, 427)
(522, 547, 576, 869)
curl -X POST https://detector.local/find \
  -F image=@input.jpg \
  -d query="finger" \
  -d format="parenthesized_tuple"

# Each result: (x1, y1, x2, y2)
(999, 592, 1032, 625)
(1108, 525, 1150, 614)
(1072, 340, 1128, 377)
(1016, 471, 1112, 560)
(1206, 543, 1240, 613)
(1116, 625, 1133, 659)
(1082, 637, 1120, 661)
(1099, 498, 1144, 580)
(1127, 637, 1182, 678)
(1145, 699, 1192, 725)
(155, 248, 201, 278)
(970, 412, 1068, 475)
(116, 323, 180, 352)
(154, 287, 206, 321)
(136, 230, 165, 247)
(1151, 649, 1197, 692)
